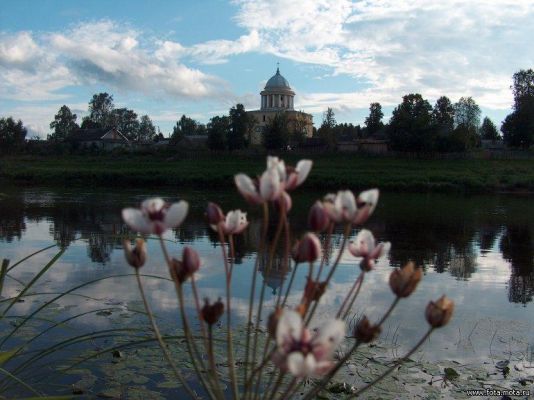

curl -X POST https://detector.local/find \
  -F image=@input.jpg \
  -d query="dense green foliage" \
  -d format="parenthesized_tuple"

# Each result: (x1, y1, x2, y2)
(388, 94, 434, 152)
(365, 102, 384, 136)
(228, 103, 253, 150)
(2, 153, 534, 193)
(263, 113, 288, 150)
(480, 117, 500, 140)
(207, 115, 230, 150)
(502, 69, 534, 148)
(49, 105, 79, 142)
(0, 117, 27, 153)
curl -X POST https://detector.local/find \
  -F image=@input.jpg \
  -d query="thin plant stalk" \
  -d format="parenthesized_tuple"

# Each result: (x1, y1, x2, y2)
(348, 328, 434, 399)
(176, 283, 219, 399)
(159, 237, 215, 399)
(217, 227, 239, 400)
(251, 204, 288, 400)
(249, 204, 285, 398)
(134, 269, 199, 399)
(336, 272, 365, 319)
(207, 324, 225, 398)
(305, 223, 351, 326)
(301, 295, 403, 400)
(0, 259, 9, 297)
(243, 203, 269, 393)
(281, 262, 300, 306)
(275, 377, 297, 400)
(341, 273, 365, 320)
(191, 274, 210, 357)
(315, 222, 334, 281)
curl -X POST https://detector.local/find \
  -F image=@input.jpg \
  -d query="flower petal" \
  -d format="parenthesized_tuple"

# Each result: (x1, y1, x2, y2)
(335, 190, 356, 221)
(122, 208, 152, 234)
(287, 352, 316, 378)
(349, 229, 375, 257)
(164, 201, 189, 229)
(295, 160, 312, 186)
(235, 174, 263, 204)
(141, 197, 166, 214)
(276, 309, 303, 347)
(312, 319, 345, 360)
(260, 168, 281, 201)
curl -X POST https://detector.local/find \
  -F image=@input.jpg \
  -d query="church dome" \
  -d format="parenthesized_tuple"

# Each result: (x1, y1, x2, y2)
(265, 68, 291, 89)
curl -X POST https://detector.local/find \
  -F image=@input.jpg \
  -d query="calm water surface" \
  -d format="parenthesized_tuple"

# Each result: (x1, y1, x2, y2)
(1, 185, 533, 395)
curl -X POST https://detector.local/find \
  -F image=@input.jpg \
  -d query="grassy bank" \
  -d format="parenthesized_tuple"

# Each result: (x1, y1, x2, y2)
(2, 153, 534, 193)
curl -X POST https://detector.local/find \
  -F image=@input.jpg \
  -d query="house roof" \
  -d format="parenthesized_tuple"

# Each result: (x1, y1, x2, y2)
(69, 128, 128, 142)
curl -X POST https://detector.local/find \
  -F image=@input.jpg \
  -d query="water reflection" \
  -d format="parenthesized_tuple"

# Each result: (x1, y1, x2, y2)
(1, 187, 534, 306)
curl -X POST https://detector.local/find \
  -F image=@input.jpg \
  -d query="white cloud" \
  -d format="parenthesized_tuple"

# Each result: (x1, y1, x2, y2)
(0, 21, 228, 103)
(234, 0, 534, 111)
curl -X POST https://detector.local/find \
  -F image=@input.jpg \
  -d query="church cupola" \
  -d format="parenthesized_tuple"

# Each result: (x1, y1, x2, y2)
(260, 67, 295, 111)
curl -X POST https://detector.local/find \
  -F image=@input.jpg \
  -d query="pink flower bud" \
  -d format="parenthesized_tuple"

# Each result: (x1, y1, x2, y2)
(425, 295, 454, 328)
(171, 246, 200, 284)
(206, 202, 224, 225)
(123, 239, 147, 269)
(308, 201, 330, 232)
(292, 233, 321, 263)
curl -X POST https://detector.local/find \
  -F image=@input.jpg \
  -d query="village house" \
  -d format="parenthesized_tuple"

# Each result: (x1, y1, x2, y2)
(68, 128, 129, 150)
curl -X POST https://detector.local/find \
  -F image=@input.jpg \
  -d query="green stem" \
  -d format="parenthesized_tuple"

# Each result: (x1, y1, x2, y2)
(208, 324, 225, 399)
(305, 223, 351, 326)
(135, 270, 198, 399)
(218, 227, 238, 400)
(159, 236, 216, 399)
(337, 272, 364, 319)
(349, 328, 434, 398)
(243, 203, 269, 397)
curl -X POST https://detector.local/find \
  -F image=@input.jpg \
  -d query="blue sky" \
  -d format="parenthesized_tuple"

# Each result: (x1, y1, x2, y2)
(1, 0, 533, 138)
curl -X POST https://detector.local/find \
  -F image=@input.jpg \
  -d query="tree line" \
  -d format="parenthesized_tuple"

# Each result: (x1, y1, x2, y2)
(316, 69, 534, 152)
(1, 69, 533, 153)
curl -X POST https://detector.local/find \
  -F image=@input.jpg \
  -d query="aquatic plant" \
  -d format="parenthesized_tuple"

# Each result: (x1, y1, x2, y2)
(121, 155, 454, 399)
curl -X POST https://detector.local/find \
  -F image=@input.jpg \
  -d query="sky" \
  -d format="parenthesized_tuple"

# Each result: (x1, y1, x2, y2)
(0, 0, 533, 138)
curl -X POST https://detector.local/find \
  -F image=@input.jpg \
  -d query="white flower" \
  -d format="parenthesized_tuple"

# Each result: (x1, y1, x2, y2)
(322, 189, 379, 225)
(234, 167, 281, 204)
(122, 197, 188, 235)
(273, 310, 345, 378)
(348, 229, 390, 271)
(234, 156, 312, 204)
(211, 209, 248, 235)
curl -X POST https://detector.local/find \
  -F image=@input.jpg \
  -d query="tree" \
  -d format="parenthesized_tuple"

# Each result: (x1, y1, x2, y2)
(317, 108, 336, 149)
(171, 115, 198, 143)
(263, 113, 288, 150)
(387, 94, 434, 152)
(228, 104, 253, 150)
(502, 69, 534, 148)
(109, 108, 139, 141)
(87, 93, 114, 127)
(512, 69, 534, 109)
(454, 97, 480, 130)
(138, 115, 156, 142)
(207, 116, 229, 150)
(480, 117, 500, 141)
(432, 96, 454, 134)
(0, 117, 27, 152)
(364, 102, 383, 136)
(49, 105, 79, 142)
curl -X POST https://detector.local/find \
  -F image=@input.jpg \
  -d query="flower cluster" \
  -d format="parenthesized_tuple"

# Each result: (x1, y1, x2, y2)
(120, 155, 454, 399)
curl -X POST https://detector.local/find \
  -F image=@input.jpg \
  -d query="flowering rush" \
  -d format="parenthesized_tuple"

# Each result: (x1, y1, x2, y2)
(234, 156, 312, 204)
(323, 189, 379, 225)
(348, 229, 391, 271)
(273, 310, 345, 378)
(122, 197, 188, 235)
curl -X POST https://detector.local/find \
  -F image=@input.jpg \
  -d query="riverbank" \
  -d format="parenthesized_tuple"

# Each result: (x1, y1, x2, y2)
(2, 154, 534, 193)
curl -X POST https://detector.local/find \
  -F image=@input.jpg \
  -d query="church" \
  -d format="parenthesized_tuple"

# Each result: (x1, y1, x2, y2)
(247, 67, 314, 145)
